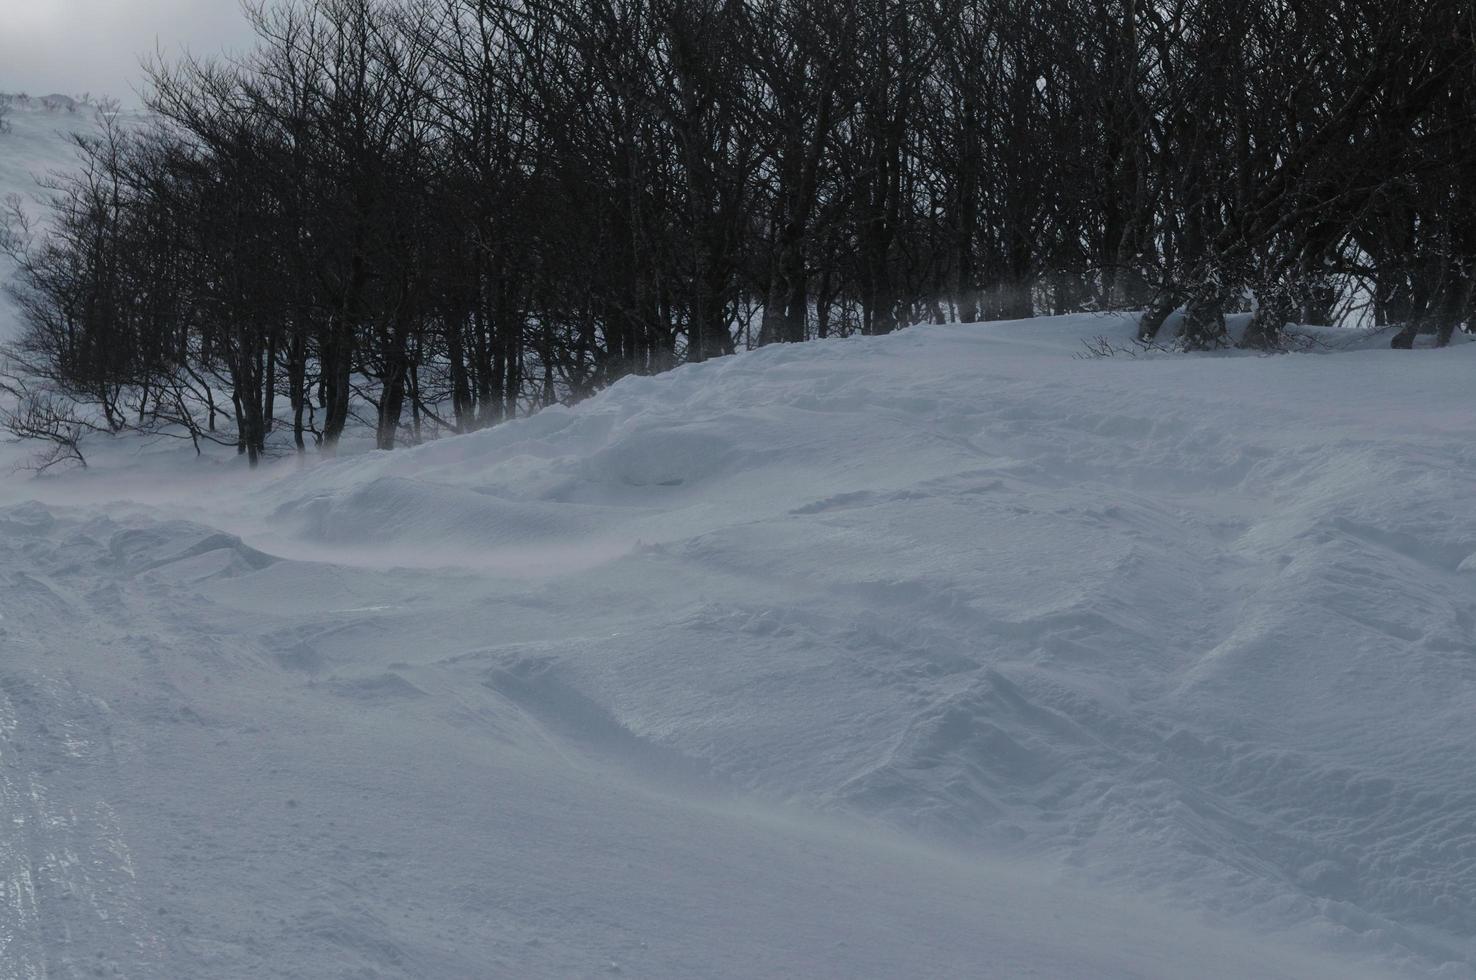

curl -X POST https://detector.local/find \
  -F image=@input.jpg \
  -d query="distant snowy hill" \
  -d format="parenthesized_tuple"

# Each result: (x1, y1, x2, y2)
(0, 94, 114, 214)
(0, 307, 1472, 977)
(4, 93, 84, 113)
(0, 95, 152, 346)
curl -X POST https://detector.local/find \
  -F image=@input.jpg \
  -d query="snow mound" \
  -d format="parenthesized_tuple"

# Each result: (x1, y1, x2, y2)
(2, 315, 1475, 976)
(255, 317, 1476, 969)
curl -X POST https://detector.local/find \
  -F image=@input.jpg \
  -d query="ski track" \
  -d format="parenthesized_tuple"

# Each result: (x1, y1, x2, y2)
(0, 510, 172, 980)
(0, 671, 157, 980)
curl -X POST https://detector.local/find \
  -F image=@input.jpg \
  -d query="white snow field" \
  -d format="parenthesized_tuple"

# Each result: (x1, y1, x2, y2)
(5, 102, 1476, 980)
(0, 316, 1473, 979)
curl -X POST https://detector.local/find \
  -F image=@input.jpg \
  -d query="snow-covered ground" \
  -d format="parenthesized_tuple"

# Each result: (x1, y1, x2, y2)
(1, 315, 1474, 978)
(5, 104, 1476, 978)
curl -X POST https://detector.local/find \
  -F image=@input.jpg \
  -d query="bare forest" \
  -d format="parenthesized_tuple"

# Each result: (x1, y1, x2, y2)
(3, 0, 1473, 464)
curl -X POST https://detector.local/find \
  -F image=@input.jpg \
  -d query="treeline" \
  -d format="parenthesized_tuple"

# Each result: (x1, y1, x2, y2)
(2, 0, 1473, 464)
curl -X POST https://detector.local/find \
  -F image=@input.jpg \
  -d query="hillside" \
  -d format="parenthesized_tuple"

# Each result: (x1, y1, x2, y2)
(0, 95, 145, 345)
(0, 304, 1473, 976)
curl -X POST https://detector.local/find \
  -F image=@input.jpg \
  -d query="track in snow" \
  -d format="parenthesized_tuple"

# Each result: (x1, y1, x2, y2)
(0, 671, 159, 980)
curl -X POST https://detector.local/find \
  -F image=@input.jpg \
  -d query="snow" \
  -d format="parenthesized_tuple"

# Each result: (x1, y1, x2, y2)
(0, 96, 144, 346)
(5, 111, 1476, 978)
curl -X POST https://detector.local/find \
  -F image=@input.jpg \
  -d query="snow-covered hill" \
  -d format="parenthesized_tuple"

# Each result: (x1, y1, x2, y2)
(0, 95, 145, 346)
(1, 306, 1473, 977)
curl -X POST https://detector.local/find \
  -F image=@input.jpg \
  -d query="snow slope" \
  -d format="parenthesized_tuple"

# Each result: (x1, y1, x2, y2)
(1, 309, 1474, 978)
(0, 96, 139, 346)
(0, 96, 101, 202)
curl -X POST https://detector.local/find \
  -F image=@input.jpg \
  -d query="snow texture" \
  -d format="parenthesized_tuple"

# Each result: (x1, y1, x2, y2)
(4, 107, 1476, 978)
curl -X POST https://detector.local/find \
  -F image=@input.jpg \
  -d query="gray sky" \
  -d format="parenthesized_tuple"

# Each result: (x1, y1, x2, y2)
(0, 0, 259, 105)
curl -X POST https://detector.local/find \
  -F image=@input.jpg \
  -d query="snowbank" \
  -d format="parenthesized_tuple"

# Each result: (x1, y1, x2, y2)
(1, 310, 1474, 976)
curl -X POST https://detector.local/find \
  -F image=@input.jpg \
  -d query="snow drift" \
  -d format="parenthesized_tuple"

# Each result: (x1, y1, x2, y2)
(2, 310, 1474, 977)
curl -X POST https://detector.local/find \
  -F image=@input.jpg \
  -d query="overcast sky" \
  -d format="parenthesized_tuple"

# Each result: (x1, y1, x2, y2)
(0, 0, 258, 105)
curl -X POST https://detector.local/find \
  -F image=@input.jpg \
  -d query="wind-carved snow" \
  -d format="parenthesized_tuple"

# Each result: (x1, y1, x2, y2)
(0, 312, 1474, 976)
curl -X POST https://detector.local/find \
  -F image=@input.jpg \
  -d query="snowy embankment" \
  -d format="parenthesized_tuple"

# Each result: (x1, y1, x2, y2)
(1, 309, 1474, 978)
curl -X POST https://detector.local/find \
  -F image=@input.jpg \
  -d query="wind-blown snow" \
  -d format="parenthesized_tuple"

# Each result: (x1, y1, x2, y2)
(1, 309, 1473, 977)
